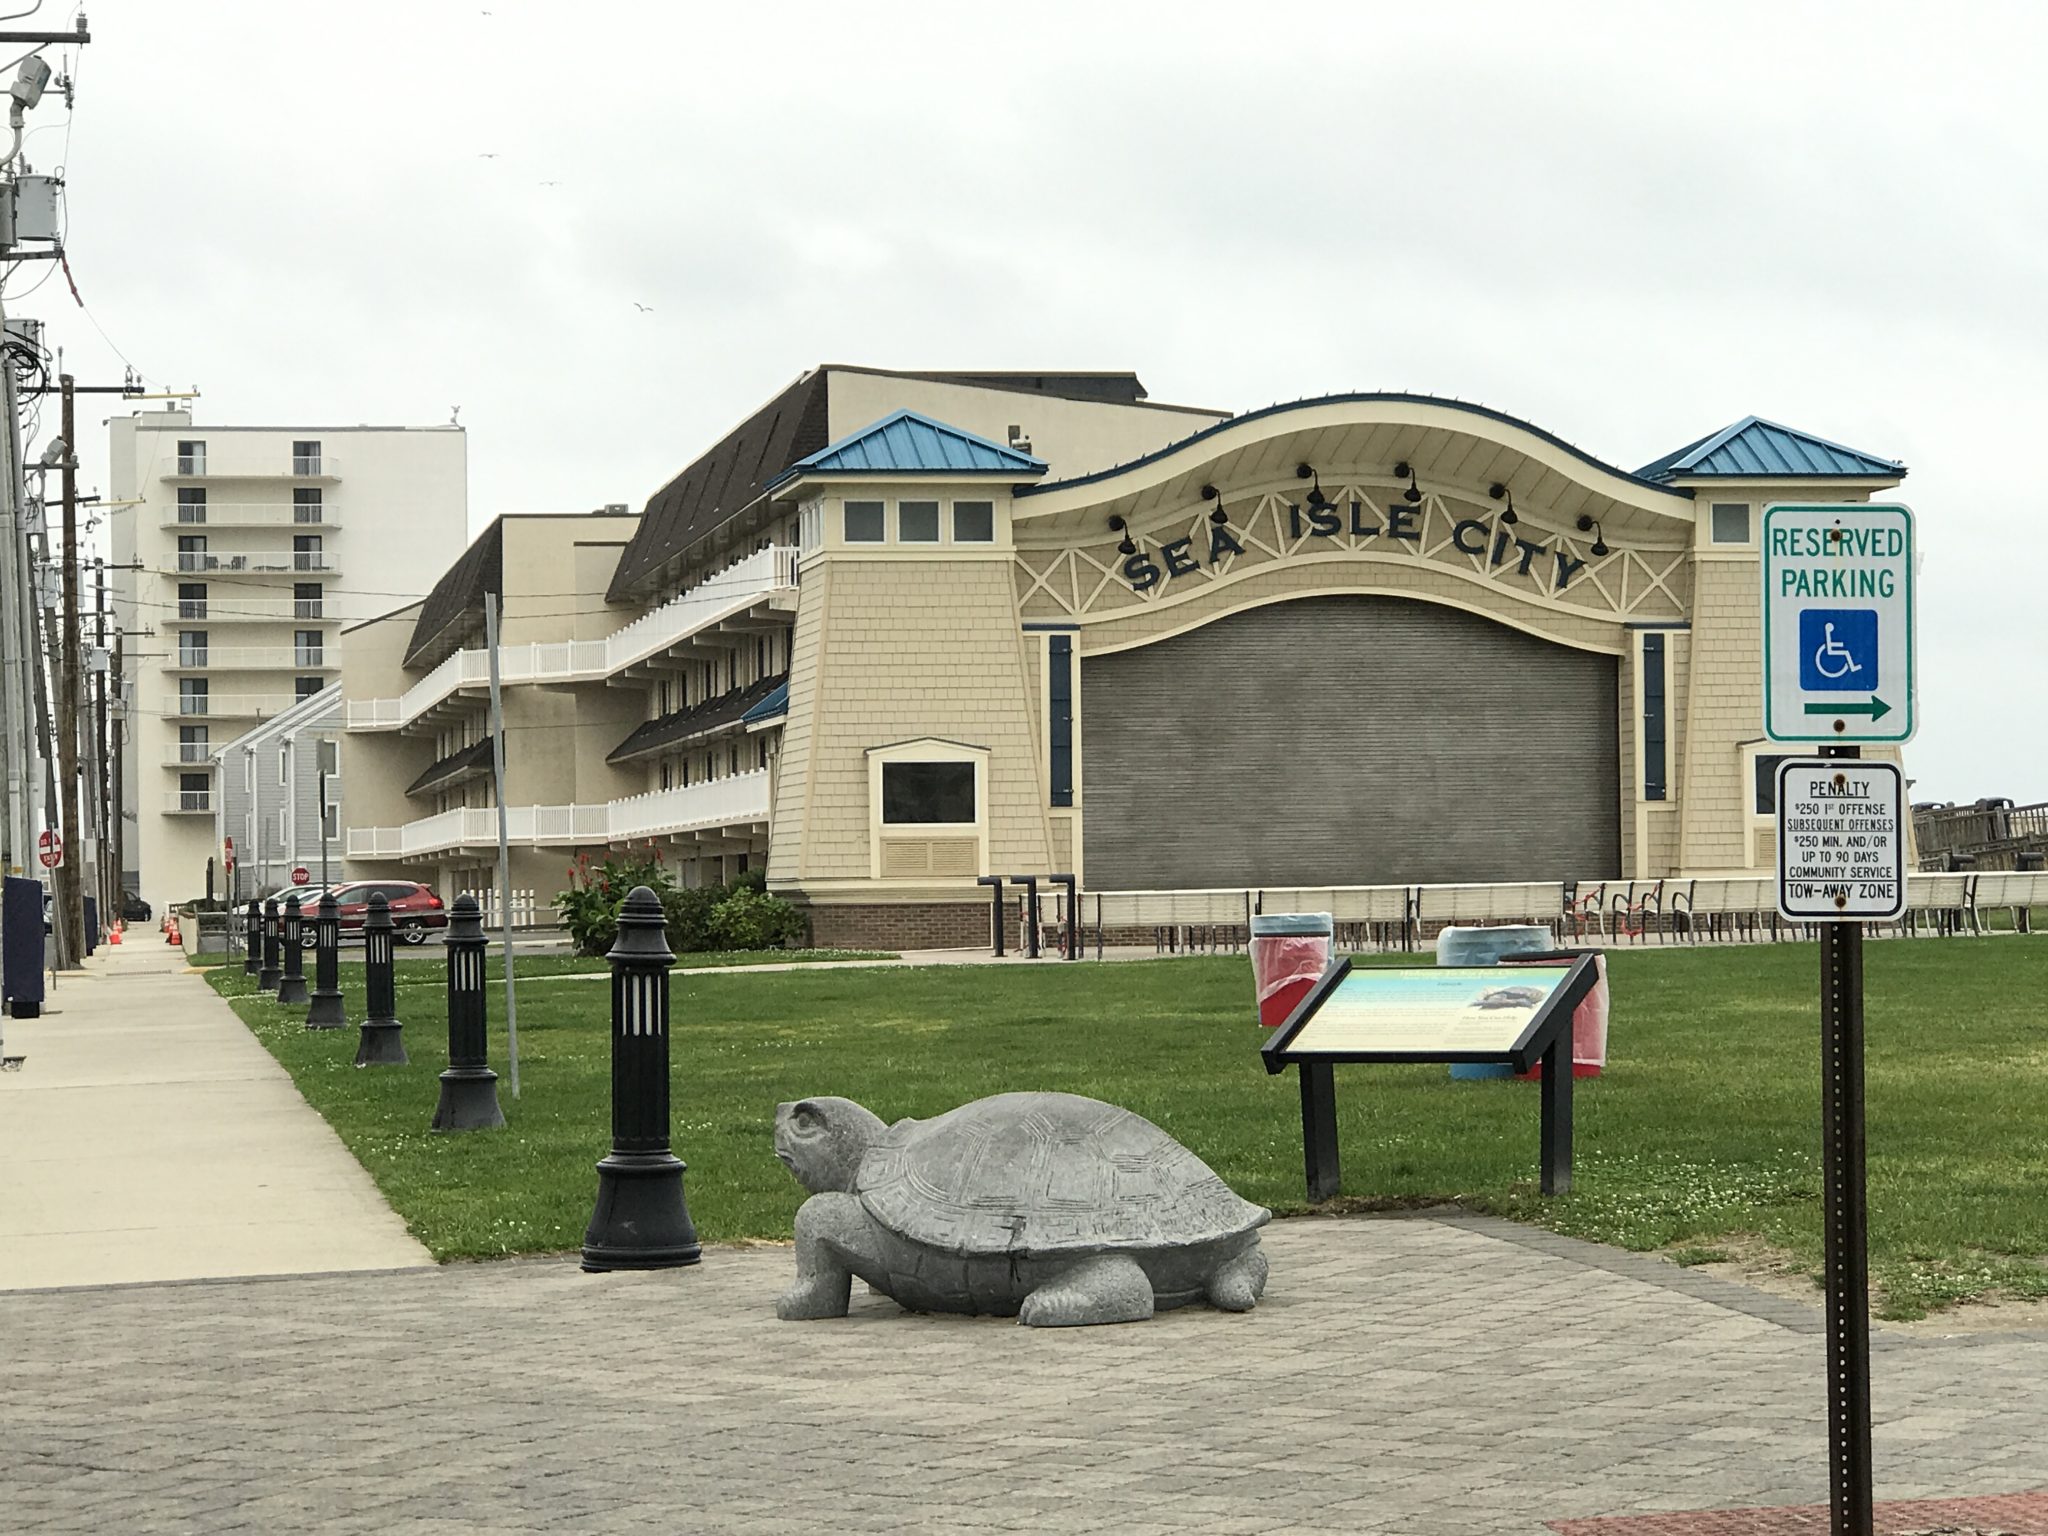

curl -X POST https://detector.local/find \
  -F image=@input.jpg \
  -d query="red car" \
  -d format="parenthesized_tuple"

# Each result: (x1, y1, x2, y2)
(299, 880, 448, 945)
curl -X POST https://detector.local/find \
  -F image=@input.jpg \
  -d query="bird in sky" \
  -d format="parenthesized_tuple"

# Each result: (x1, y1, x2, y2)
(633, 302, 653, 313)
(478, 152, 499, 159)
(539, 180, 561, 187)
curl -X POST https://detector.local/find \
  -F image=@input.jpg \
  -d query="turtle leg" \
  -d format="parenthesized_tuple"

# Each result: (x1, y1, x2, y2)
(1204, 1242, 1268, 1312)
(1018, 1253, 1155, 1328)
(776, 1192, 866, 1321)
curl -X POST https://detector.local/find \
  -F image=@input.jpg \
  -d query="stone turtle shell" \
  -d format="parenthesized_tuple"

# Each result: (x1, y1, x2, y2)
(856, 1091, 1270, 1258)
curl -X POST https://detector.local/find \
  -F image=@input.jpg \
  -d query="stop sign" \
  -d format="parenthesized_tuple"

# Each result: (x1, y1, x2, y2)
(37, 828, 61, 869)
(291, 866, 310, 886)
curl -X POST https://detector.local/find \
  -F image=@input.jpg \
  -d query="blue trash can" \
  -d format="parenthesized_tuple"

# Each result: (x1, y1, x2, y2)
(1439, 924, 1553, 1079)
(3, 875, 47, 1018)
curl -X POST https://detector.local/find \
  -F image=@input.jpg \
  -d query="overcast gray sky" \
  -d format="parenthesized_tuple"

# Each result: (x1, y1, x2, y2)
(39, 0, 2048, 803)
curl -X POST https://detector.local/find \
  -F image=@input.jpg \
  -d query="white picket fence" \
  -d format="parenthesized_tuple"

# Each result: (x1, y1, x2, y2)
(460, 887, 544, 929)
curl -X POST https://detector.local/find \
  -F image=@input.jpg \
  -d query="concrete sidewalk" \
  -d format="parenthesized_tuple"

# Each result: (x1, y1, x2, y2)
(5, 1213, 2046, 1533)
(0, 938, 431, 1291)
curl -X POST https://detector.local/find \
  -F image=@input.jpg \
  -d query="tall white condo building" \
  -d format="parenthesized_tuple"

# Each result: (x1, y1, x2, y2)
(110, 410, 467, 911)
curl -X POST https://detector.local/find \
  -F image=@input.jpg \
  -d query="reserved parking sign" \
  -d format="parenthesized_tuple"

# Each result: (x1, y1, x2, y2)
(1762, 504, 1915, 744)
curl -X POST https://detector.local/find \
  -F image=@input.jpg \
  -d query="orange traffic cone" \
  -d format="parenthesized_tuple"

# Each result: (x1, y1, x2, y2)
(165, 915, 181, 945)
(109, 922, 122, 945)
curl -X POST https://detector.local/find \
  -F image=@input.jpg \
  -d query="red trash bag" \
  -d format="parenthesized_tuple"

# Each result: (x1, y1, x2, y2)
(1250, 913, 1333, 1027)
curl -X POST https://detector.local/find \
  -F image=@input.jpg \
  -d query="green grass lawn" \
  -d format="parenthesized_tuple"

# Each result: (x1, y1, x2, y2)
(204, 940, 2048, 1319)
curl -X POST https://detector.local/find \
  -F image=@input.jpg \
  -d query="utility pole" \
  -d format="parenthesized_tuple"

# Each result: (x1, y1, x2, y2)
(484, 591, 519, 1097)
(109, 631, 123, 907)
(93, 558, 109, 911)
(53, 373, 81, 961)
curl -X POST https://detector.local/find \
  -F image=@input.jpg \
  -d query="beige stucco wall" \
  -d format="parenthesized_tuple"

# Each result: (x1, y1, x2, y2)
(338, 604, 429, 874)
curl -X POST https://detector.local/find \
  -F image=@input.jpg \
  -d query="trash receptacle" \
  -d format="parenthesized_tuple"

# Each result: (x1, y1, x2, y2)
(1250, 912, 1333, 1027)
(1438, 924, 1553, 1078)
(1502, 949, 1609, 1078)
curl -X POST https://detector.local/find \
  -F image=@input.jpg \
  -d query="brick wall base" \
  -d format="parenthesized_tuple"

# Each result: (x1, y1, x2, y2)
(803, 901, 998, 952)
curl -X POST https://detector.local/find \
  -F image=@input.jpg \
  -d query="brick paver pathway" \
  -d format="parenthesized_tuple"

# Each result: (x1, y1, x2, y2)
(4, 1213, 2044, 1534)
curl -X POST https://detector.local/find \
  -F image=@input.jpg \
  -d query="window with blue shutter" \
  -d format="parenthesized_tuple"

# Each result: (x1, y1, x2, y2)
(1048, 635, 1074, 807)
(1642, 633, 1667, 801)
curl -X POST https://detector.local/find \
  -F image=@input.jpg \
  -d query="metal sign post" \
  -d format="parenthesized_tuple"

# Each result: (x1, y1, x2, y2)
(1762, 503, 1917, 1536)
(1816, 746, 1873, 1536)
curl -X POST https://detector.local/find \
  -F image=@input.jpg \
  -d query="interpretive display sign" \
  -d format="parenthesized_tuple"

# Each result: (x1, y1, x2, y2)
(1775, 760, 1906, 922)
(1262, 955, 1598, 1201)
(1279, 965, 1575, 1060)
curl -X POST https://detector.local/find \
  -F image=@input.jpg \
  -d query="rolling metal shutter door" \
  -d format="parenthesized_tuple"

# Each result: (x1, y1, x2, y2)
(1081, 595, 1619, 889)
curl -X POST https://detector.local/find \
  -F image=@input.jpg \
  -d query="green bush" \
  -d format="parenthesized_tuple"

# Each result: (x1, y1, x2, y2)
(666, 885, 722, 954)
(707, 886, 805, 951)
(556, 855, 798, 956)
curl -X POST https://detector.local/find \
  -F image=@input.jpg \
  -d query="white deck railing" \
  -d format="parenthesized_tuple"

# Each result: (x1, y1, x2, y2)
(344, 769, 771, 861)
(346, 546, 798, 732)
(159, 504, 339, 529)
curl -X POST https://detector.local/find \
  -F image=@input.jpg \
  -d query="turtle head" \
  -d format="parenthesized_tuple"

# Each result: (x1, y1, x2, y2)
(774, 1097, 886, 1193)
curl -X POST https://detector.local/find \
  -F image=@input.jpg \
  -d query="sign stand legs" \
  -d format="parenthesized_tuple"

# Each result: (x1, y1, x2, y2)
(1820, 739, 1874, 1536)
(1539, 1031, 1574, 1195)
(1298, 1062, 1340, 1202)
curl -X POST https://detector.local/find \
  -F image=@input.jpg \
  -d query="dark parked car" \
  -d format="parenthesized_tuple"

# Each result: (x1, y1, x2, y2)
(298, 880, 448, 945)
(120, 891, 153, 923)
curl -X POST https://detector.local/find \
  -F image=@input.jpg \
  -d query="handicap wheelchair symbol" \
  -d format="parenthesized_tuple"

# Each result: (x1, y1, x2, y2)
(1799, 608, 1879, 693)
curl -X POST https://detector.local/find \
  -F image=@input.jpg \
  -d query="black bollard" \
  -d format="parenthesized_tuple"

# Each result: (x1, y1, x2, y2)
(277, 894, 310, 1006)
(581, 885, 699, 1272)
(243, 898, 261, 977)
(354, 893, 408, 1067)
(306, 891, 346, 1028)
(258, 897, 282, 992)
(431, 896, 504, 1131)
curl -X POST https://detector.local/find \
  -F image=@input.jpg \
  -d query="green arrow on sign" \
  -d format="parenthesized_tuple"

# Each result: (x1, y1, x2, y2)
(1805, 697, 1892, 721)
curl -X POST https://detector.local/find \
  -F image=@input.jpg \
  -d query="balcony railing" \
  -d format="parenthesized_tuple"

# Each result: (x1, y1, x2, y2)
(159, 501, 338, 529)
(164, 790, 214, 813)
(345, 770, 771, 860)
(163, 645, 337, 671)
(163, 454, 339, 480)
(347, 545, 799, 731)
(171, 597, 324, 622)
(167, 550, 337, 576)
(160, 693, 299, 719)
(163, 746, 214, 768)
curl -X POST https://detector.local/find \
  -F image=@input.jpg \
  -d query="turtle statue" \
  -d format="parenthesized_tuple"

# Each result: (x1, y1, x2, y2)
(772, 1091, 1271, 1327)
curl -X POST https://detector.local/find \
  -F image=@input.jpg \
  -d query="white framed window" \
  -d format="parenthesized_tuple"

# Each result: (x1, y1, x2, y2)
(898, 500, 940, 543)
(1711, 502, 1753, 545)
(953, 500, 994, 542)
(866, 737, 990, 880)
(844, 500, 885, 543)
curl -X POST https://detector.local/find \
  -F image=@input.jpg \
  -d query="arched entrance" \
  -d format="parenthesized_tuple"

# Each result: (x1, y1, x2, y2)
(1080, 595, 1620, 889)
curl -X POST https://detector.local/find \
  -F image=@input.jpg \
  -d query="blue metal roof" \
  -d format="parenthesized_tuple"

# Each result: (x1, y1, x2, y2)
(742, 680, 789, 726)
(768, 410, 1047, 489)
(1635, 416, 1904, 483)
